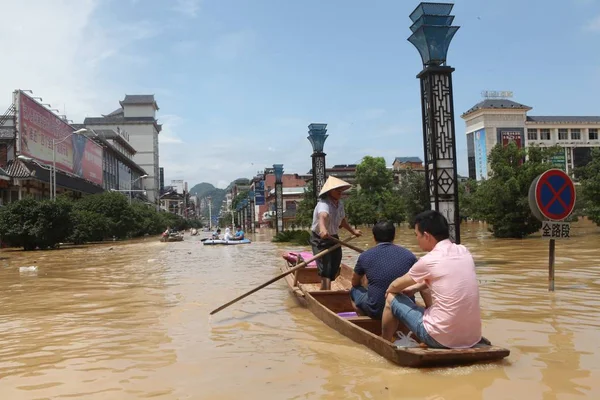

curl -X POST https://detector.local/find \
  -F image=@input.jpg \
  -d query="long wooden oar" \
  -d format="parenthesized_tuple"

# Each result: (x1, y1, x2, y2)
(209, 235, 358, 315)
(329, 236, 366, 254)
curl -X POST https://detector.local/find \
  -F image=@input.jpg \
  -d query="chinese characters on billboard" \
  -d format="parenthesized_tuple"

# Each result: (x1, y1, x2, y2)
(17, 91, 103, 186)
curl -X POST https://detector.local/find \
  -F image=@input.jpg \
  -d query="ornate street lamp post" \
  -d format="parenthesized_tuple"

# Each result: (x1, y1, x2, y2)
(273, 164, 284, 233)
(241, 199, 248, 232)
(307, 123, 328, 202)
(247, 190, 255, 233)
(408, 2, 461, 243)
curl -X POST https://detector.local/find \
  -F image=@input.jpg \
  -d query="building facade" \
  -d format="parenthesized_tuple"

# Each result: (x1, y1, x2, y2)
(84, 95, 161, 204)
(461, 98, 600, 180)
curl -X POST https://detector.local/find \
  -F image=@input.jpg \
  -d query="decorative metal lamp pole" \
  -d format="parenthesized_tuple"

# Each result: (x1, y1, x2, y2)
(273, 164, 284, 233)
(307, 123, 328, 202)
(247, 190, 255, 233)
(408, 2, 461, 243)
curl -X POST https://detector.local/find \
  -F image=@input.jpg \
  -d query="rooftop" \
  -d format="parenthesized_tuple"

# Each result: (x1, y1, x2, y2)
(120, 95, 159, 110)
(84, 115, 162, 133)
(462, 99, 531, 118)
(394, 156, 423, 163)
(526, 116, 600, 124)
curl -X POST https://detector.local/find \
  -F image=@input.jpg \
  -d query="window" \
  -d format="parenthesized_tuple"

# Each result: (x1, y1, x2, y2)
(590, 129, 598, 140)
(571, 129, 581, 140)
(558, 129, 568, 140)
(527, 129, 538, 141)
(540, 129, 551, 140)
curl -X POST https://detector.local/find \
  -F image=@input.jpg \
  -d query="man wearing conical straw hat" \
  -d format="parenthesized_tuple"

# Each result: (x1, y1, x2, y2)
(310, 176, 362, 290)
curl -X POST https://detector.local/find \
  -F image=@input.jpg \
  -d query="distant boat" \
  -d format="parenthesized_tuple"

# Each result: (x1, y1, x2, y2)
(160, 233, 184, 242)
(203, 239, 251, 246)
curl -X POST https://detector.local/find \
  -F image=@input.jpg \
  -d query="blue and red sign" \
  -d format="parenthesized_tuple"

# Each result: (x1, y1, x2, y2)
(534, 169, 576, 221)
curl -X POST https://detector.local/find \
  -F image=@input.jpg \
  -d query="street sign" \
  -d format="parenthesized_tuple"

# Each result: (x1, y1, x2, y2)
(541, 221, 571, 239)
(529, 169, 576, 221)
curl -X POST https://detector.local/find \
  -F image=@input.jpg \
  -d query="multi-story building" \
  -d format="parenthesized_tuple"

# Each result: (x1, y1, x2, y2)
(84, 95, 161, 204)
(461, 98, 600, 180)
(0, 91, 106, 203)
(75, 127, 147, 199)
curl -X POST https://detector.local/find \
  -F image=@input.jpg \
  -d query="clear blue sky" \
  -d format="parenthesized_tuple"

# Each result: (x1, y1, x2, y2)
(2, 0, 599, 188)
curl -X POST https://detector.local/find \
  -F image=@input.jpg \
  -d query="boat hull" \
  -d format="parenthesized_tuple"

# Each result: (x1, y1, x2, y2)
(280, 252, 510, 368)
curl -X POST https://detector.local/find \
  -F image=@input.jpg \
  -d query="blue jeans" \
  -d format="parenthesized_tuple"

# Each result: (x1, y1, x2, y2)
(390, 294, 447, 349)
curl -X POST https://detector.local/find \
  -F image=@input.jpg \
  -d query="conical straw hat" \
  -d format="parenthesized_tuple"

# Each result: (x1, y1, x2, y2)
(318, 176, 352, 197)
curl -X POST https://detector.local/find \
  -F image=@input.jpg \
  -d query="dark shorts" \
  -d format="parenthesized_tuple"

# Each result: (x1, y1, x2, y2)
(309, 232, 342, 280)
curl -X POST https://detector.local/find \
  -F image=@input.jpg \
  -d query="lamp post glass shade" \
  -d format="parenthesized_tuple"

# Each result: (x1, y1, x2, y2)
(409, 2, 454, 22)
(273, 164, 284, 183)
(407, 2, 459, 67)
(307, 123, 328, 153)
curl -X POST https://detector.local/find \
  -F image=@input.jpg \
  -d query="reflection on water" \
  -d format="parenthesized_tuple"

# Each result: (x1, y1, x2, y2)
(0, 221, 599, 399)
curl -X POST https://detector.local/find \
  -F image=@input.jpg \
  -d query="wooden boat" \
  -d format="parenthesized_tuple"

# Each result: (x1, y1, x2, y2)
(281, 251, 510, 368)
(160, 233, 184, 242)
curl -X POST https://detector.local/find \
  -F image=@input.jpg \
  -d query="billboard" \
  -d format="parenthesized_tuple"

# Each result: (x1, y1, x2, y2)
(254, 180, 265, 205)
(497, 127, 524, 149)
(159, 167, 164, 191)
(16, 91, 103, 185)
(473, 129, 488, 180)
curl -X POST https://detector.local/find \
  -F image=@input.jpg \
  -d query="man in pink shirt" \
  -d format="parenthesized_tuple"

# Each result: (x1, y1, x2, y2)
(381, 210, 482, 349)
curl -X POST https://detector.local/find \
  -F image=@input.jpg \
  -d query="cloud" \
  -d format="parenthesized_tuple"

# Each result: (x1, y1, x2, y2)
(584, 15, 600, 31)
(0, 1, 158, 122)
(159, 115, 185, 144)
(211, 30, 257, 61)
(173, 0, 201, 18)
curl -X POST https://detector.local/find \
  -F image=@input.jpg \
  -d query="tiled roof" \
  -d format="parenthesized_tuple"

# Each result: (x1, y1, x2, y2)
(122, 95, 155, 104)
(5, 159, 33, 178)
(84, 116, 163, 133)
(462, 99, 531, 117)
(120, 95, 159, 110)
(105, 108, 124, 117)
(394, 157, 422, 163)
(526, 116, 600, 124)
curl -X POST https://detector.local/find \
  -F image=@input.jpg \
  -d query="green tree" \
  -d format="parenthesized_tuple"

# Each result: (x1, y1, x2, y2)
(398, 168, 430, 228)
(471, 143, 557, 238)
(0, 197, 73, 250)
(73, 191, 135, 239)
(294, 184, 315, 228)
(458, 179, 479, 220)
(574, 148, 600, 225)
(345, 156, 405, 225)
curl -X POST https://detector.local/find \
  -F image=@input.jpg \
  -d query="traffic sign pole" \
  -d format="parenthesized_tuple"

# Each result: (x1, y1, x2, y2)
(528, 169, 576, 292)
(550, 242, 556, 291)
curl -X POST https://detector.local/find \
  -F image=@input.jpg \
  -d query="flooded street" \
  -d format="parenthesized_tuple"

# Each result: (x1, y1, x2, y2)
(1, 221, 600, 400)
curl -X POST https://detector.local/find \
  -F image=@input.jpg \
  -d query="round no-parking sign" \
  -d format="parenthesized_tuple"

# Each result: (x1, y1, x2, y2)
(528, 169, 576, 221)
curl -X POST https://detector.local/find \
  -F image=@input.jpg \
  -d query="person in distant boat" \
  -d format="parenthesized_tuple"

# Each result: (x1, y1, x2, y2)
(223, 227, 233, 241)
(310, 176, 362, 290)
(231, 226, 244, 240)
(381, 210, 482, 349)
(212, 228, 221, 239)
(350, 221, 430, 320)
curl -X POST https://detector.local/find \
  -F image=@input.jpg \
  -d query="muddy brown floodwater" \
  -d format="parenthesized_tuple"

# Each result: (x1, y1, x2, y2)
(1, 221, 599, 399)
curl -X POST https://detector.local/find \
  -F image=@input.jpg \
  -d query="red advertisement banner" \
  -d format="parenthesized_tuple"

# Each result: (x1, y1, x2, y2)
(17, 91, 103, 185)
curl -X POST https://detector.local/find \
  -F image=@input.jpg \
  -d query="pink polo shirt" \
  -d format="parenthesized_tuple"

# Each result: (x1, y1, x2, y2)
(408, 239, 482, 349)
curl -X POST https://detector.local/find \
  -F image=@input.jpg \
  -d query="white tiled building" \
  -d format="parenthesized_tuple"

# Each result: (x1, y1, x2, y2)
(461, 99, 600, 180)
(84, 95, 161, 203)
